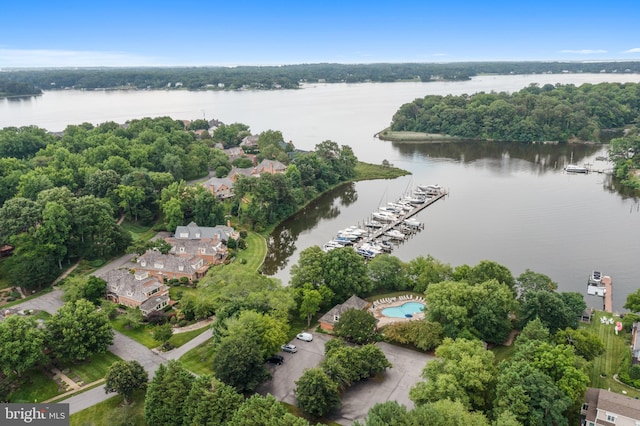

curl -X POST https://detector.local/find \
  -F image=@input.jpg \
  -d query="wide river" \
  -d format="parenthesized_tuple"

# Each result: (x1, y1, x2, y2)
(2, 74, 640, 311)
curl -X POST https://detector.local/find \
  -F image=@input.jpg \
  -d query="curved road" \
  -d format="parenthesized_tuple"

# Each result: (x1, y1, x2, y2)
(11, 271, 212, 415)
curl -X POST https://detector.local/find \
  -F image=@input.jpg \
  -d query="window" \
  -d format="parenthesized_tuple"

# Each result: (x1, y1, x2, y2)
(179, 247, 185, 253)
(606, 413, 616, 423)
(178, 265, 184, 271)
(179, 232, 188, 238)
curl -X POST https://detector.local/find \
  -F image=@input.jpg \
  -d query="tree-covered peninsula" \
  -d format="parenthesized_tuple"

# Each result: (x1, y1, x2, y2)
(385, 82, 640, 143)
(0, 80, 42, 97)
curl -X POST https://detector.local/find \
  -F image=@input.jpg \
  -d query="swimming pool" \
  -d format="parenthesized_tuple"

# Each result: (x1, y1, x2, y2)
(381, 302, 425, 318)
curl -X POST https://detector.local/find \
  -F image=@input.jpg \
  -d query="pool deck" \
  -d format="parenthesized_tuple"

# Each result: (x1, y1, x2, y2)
(370, 295, 426, 328)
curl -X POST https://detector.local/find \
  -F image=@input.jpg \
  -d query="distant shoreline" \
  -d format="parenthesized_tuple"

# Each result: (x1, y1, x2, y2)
(376, 128, 472, 143)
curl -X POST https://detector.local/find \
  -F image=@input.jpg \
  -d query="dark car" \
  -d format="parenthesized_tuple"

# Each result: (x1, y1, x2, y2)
(266, 355, 284, 365)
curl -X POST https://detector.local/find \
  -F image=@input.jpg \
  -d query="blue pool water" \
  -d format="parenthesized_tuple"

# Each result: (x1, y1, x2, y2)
(381, 302, 425, 318)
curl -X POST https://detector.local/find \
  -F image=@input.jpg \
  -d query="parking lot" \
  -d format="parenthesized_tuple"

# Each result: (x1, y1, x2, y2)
(258, 334, 435, 425)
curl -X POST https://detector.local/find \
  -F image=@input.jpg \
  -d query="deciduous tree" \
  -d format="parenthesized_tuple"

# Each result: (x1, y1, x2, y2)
(46, 299, 114, 362)
(0, 315, 46, 377)
(104, 360, 148, 404)
(295, 368, 340, 418)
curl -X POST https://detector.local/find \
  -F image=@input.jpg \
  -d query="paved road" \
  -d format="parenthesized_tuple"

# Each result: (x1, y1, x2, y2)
(12, 289, 64, 314)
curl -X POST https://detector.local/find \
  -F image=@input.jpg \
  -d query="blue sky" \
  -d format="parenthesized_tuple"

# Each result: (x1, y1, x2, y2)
(2, 0, 639, 68)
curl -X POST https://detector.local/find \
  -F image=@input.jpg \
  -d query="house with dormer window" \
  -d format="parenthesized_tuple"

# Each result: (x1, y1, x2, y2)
(582, 388, 640, 425)
(104, 269, 170, 316)
(136, 250, 207, 282)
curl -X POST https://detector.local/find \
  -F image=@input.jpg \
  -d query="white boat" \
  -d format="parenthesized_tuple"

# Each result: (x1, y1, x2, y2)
(403, 218, 421, 228)
(565, 164, 588, 173)
(404, 196, 426, 205)
(364, 220, 383, 228)
(347, 225, 367, 235)
(385, 229, 406, 240)
(372, 211, 398, 222)
(417, 184, 442, 195)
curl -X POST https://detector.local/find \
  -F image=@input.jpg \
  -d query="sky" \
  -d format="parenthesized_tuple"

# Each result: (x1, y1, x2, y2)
(2, 0, 640, 68)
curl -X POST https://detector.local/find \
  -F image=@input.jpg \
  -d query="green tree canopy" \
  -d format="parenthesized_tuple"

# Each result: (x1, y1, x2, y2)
(0, 315, 46, 377)
(104, 360, 148, 404)
(46, 299, 114, 362)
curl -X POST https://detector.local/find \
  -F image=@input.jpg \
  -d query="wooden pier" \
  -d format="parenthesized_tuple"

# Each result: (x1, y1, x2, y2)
(355, 190, 448, 250)
(603, 275, 613, 313)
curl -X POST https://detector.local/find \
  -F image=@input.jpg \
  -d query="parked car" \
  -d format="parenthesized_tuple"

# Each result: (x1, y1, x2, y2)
(266, 355, 284, 365)
(296, 332, 313, 342)
(281, 344, 298, 353)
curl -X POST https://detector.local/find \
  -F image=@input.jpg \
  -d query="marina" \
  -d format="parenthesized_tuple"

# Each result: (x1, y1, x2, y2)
(322, 186, 448, 258)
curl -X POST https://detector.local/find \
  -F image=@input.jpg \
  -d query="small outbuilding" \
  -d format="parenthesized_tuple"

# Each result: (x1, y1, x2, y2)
(319, 295, 370, 332)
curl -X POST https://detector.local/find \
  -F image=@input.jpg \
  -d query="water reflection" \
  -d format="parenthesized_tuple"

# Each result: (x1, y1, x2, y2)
(261, 183, 356, 274)
(391, 140, 603, 173)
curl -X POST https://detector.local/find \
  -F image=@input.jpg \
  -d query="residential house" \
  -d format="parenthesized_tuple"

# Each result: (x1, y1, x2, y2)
(164, 234, 227, 265)
(256, 159, 287, 175)
(631, 322, 640, 364)
(582, 387, 640, 425)
(228, 166, 259, 181)
(174, 221, 238, 243)
(319, 295, 370, 332)
(104, 269, 170, 316)
(202, 176, 234, 199)
(223, 147, 246, 162)
(240, 134, 259, 150)
(136, 250, 207, 283)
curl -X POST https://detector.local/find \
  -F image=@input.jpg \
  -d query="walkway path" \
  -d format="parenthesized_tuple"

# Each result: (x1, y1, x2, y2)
(172, 317, 214, 334)
(52, 367, 81, 391)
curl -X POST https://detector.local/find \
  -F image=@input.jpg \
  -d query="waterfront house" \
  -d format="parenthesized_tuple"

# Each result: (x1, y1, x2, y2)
(202, 176, 234, 199)
(256, 159, 287, 174)
(631, 322, 640, 364)
(319, 295, 370, 332)
(105, 269, 170, 316)
(136, 250, 207, 283)
(582, 387, 640, 425)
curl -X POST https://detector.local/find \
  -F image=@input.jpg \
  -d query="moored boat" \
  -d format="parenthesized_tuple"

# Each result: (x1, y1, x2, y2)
(565, 164, 588, 173)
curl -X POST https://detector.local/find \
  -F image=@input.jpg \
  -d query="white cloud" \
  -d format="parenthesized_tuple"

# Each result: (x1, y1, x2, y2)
(559, 49, 607, 55)
(623, 48, 640, 53)
(0, 49, 163, 68)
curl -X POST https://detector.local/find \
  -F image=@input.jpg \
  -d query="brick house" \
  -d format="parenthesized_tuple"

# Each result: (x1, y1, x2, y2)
(136, 251, 207, 282)
(104, 269, 170, 316)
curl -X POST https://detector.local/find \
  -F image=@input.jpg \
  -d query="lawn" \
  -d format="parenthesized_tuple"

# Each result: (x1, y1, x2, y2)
(169, 326, 209, 348)
(179, 337, 215, 376)
(8, 369, 60, 403)
(353, 161, 411, 181)
(236, 231, 267, 272)
(60, 351, 122, 384)
(111, 316, 158, 349)
(585, 311, 640, 398)
(70, 390, 147, 426)
(120, 221, 156, 242)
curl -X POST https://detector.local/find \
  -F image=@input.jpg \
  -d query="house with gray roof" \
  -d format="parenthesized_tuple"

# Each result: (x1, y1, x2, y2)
(165, 234, 227, 265)
(319, 295, 370, 332)
(202, 176, 234, 199)
(136, 250, 207, 283)
(104, 269, 170, 316)
(256, 159, 287, 174)
(240, 134, 259, 149)
(582, 387, 640, 425)
(173, 222, 238, 242)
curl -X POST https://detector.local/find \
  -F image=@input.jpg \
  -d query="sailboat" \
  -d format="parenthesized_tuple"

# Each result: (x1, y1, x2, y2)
(564, 152, 588, 173)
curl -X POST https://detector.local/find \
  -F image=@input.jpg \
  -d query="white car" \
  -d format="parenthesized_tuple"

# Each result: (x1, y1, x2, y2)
(296, 332, 313, 342)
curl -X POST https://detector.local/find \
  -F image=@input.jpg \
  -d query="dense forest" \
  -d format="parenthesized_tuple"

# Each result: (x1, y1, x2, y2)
(388, 82, 640, 143)
(0, 117, 357, 288)
(2, 61, 640, 92)
(0, 80, 42, 97)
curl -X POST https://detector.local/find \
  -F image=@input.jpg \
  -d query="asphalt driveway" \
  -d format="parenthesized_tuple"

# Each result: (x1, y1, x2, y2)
(258, 334, 435, 425)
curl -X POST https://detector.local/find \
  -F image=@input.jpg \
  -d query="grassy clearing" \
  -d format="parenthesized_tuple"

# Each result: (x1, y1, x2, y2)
(169, 285, 199, 301)
(70, 390, 147, 426)
(490, 344, 516, 364)
(111, 317, 158, 349)
(377, 129, 465, 142)
(179, 337, 215, 376)
(236, 231, 267, 272)
(61, 351, 122, 384)
(120, 221, 156, 242)
(169, 326, 209, 348)
(585, 311, 640, 398)
(354, 161, 411, 181)
(9, 369, 60, 402)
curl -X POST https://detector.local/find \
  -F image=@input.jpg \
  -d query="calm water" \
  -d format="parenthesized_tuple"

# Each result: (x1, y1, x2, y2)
(2, 74, 640, 310)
